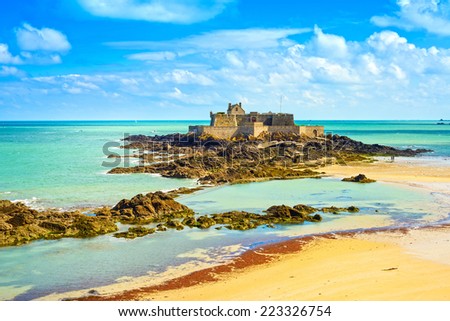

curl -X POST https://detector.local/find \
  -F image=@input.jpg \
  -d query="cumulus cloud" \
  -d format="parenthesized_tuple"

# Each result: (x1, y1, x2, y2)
(16, 23, 71, 52)
(371, 0, 450, 36)
(310, 26, 349, 59)
(367, 30, 410, 52)
(78, 0, 234, 24)
(0, 44, 22, 64)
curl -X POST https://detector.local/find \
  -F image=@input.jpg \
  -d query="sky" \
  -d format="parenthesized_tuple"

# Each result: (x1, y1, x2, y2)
(1, 0, 450, 120)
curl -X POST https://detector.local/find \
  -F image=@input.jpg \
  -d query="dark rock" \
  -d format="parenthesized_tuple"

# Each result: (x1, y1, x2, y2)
(7, 212, 35, 227)
(69, 216, 118, 238)
(342, 174, 376, 183)
(321, 206, 360, 214)
(0, 200, 118, 247)
(156, 224, 167, 231)
(166, 187, 205, 198)
(88, 289, 100, 296)
(293, 204, 317, 215)
(182, 217, 198, 227)
(196, 216, 216, 229)
(306, 214, 322, 222)
(265, 205, 307, 220)
(39, 221, 67, 233)
(110, 191, 194, 223)
(94, 207, 112, 217)
(113, 226, 156, 239)
(165, 219, 184, 230)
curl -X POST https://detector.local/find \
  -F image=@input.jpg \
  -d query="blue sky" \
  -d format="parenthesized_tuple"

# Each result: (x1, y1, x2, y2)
(1, 0, 450, 120)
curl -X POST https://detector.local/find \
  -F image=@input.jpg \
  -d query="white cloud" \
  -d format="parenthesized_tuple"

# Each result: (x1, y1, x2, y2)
(16, 23, 71, 52)
(127, 51, 177, 61)
(154, 69, 214, 85)
(74, 81, 100, 90)
(367, 30, 410, 52)
(18, 52, 64, 65)
(63, 83, 83, 94)
(0, 44, 22, 64)
(120, 78, 139, 86)
(302, 90, 326, 106)
(169, 87, 184, 99)
(31, 74, 105, 95)
(0, 66, 25, 77)
(51, 55, 62, 63)
(107, 28, 311, 52)
(390, 63, 408, 79)
(371, 0, 450, 36)
(225, 52, 244, 67)
(310, 26, 349, 59)
(359, 54, 381, 75)
(78, 0, 234, 24)
(306, 57, 359, 83)
(181, 28, 307, 50)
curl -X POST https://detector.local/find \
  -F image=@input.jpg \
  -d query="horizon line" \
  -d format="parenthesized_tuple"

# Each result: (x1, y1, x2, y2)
(0, 119, 447, 122)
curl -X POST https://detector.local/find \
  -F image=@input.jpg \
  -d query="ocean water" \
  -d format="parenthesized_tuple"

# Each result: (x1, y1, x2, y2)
(0, 120, 449, 300)
(306, 120, 450, 157)
(0, 121, 199, 209)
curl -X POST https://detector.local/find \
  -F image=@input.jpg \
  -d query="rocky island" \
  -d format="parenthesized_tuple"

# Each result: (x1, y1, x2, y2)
(106, 132, 430, 184)
(106, 103, 429, 184)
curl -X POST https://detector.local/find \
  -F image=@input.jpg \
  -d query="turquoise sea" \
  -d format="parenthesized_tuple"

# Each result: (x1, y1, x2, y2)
(0, 120, 449, 300)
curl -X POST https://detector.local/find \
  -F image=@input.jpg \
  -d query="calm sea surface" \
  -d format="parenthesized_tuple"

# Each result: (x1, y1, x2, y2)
(0, 120, 449, 300)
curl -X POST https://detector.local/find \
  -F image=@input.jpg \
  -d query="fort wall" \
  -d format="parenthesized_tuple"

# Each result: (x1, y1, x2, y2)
(299, 126, 323, 138)
(267, 125, 301, 135)
(211, 114, 237, 126)
(189, 126, 240, 139)
(191, 102, 324, 139)
(271, 114, 295, 126)
(189, 124, 324, 139)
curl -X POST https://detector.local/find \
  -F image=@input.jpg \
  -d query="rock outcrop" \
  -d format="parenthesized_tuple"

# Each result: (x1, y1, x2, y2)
(342, 174, 376, 183)
(0, 200, 118, 247)
(113, 226, 156, 239)
(0, 189, 362, 245)
(104, 191, 194, 224)
(320, 206, 360, 214)
(107, 132, 431, 185)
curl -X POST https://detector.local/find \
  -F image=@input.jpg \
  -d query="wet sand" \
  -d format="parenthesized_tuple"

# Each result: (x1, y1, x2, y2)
(323, 157, 450, 184)
(130, 226, 450, 301)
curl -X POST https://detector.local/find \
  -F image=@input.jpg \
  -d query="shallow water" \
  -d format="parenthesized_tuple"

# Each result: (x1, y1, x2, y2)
(0, 121, 198, 209)
(0, 178, 441, 301)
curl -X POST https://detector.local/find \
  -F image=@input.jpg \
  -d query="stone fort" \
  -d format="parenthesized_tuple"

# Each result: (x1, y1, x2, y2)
(189, 102, 324, 139)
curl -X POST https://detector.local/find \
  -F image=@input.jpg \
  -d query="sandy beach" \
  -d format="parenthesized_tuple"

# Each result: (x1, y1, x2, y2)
(140, 227, 450, 301)
(324, 157, 450, 184)
(128, 159, 450, 301)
